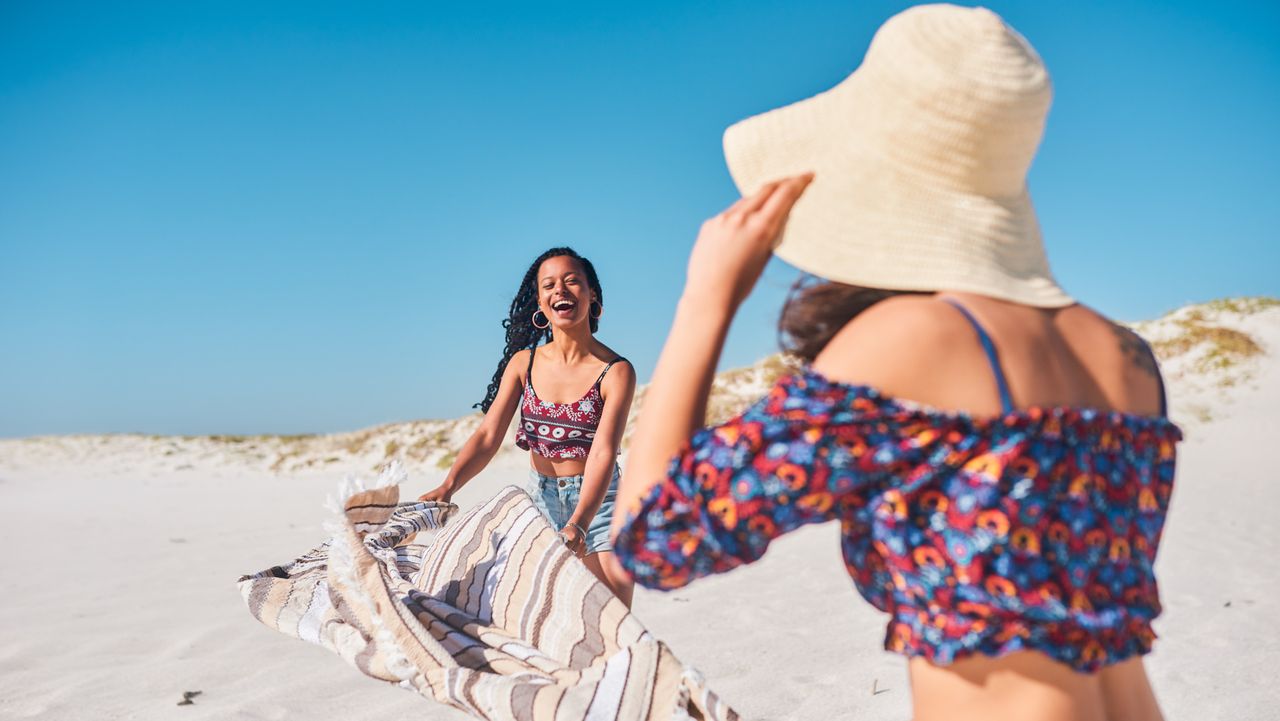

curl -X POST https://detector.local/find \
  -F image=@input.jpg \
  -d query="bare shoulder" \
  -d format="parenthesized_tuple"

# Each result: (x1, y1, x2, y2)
(504, 348, 533, 378)
(610, 355, 636, 377)
(600, 354, 637, 394)
(1055, 303, 1160, 377)
(838, 294, 963, 339)
(1105, 317, 1161, 381)
(813, 295, 967, 381)
(1058, 304, 1165, 415)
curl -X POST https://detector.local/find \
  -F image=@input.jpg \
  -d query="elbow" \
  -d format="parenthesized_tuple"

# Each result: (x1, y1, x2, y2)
(587, 445, 619, 469)
(471, 426, 504, 456)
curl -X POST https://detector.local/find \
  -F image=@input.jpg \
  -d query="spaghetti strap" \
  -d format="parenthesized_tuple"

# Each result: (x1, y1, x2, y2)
(941, 299, 1016, 414)
(594, 356, 628, 387)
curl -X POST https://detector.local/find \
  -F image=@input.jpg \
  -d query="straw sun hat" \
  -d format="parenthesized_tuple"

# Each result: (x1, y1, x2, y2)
(724, 4, 1073, 307)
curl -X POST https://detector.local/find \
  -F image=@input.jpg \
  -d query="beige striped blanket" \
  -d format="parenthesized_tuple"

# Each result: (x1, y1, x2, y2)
(237, 466, 738, 721)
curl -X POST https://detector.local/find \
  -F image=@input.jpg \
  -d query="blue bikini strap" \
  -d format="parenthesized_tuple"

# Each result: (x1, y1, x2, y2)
(942, 299, 1016, 415)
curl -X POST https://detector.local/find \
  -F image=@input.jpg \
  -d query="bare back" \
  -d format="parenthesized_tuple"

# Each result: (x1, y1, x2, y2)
(815, 292, 1164, 419)
(946, 293, 1163, 417)
(813, 291, 1167, 721)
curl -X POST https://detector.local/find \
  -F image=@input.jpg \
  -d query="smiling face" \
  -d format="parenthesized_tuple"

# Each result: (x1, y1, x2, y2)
(536, 255, 597, 331)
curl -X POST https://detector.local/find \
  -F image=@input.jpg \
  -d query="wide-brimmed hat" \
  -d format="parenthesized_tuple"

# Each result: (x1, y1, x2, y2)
(724, 4, 1073, 307)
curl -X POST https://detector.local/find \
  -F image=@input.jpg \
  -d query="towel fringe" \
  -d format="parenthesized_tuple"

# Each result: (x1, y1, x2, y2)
(323, 461, 419, 683)
(324, 460, 407, 516)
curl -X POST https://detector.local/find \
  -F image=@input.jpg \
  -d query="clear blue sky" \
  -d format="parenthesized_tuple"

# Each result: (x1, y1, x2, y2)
(2, 1, 1277, 437)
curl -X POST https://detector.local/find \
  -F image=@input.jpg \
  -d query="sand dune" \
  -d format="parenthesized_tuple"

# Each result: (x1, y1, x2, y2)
(1, 297, 1276, 720)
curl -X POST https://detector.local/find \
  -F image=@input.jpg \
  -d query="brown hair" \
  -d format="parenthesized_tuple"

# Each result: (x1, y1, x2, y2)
(778, 276, 922, 362)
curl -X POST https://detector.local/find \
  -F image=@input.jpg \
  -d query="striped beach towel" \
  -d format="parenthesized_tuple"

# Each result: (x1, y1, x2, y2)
(238, 465, 738, 721)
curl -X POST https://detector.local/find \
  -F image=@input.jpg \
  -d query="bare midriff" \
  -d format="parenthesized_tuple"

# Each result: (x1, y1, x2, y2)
(529, 453, 588, 479)
(908, 652, 1163, 721)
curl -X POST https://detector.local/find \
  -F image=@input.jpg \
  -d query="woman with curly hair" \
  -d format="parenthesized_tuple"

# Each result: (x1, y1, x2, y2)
(420, 247, 636, 606)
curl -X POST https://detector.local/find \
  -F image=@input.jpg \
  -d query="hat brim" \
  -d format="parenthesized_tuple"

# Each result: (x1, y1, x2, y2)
(723, 74, 1074, 308)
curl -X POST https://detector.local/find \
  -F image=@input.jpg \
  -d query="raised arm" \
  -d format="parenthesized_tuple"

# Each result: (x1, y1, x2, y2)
(611, 174, 813, 535)
(419, 348, 529, 502)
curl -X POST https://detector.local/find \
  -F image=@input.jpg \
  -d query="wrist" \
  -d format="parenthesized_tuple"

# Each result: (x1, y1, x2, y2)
(676, 290, 737, 319)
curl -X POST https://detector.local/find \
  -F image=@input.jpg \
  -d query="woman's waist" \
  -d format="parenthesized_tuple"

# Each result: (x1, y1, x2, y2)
(529, 453, 586, 479)
(908, 653, 1161, 721)
(529, 458, 620, 485)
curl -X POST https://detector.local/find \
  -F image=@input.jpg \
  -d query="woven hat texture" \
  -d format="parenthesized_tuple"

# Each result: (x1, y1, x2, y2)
(724, 4, 1073, 307)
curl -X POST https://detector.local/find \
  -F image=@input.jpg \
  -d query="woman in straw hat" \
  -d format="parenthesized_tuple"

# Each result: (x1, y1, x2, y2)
(611, 5, 1177, 720)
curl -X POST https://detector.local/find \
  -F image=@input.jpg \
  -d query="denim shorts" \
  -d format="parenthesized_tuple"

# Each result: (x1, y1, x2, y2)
(528, 464, 620, 555)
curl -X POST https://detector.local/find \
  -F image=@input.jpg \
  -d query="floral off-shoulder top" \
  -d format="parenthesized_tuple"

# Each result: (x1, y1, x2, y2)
(614, 368, 1181, 672)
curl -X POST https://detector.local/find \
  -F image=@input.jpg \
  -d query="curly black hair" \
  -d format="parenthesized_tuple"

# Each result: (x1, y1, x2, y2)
(475, 247, 603, 413)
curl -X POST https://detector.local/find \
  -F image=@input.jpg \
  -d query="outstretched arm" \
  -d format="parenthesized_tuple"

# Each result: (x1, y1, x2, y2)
(611, 174, 813, 536)
(560, 361, 636, 554)
(420, 349, 527, 502)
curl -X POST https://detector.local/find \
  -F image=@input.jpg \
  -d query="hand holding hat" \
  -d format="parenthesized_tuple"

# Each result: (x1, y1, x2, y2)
(684, 173, 815, 311)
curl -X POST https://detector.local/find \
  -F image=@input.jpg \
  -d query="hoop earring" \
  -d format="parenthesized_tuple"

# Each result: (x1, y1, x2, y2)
(589, 301, 602, 320)
(531, 309, 550, 329)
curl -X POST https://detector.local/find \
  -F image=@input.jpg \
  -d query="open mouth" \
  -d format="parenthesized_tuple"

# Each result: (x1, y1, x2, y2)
(551, 299, 577, 318)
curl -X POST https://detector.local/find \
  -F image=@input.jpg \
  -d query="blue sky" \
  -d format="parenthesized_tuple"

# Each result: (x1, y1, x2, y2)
(1, 0, 1277, 437)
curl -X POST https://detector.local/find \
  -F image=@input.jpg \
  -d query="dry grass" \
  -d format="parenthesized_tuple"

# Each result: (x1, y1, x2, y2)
(1146, 297, 1275, 387)
(408, 436, 436, 461)
(1154, 324, 1262, 362)
(704, 354, 800, 425)
(1202, 296, 1280, 315)
(435, 449, 458, 470)
(268, 435, 315, 472)
(207, 433, 315, 445)
(269, 450, 299, 473)
(342, 431, 372, 456)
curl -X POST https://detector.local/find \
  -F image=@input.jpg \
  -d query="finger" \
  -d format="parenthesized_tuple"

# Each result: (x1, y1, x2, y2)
(723, 179, 786, 219)
(738, 172, 810, 218)
(721, 195, 752, 217)
(756, 174, 814, 233)
(721, 184, 771, 217)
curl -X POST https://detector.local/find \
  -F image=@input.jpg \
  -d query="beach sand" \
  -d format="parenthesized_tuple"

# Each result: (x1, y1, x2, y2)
(2, 301, 1277, 720)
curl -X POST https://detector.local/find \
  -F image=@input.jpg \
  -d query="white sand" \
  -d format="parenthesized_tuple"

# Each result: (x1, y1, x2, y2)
(2, 300, 1277, 720)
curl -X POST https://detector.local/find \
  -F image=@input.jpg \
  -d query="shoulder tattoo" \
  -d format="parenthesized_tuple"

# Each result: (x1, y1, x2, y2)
(1111, 325, 1159, 378)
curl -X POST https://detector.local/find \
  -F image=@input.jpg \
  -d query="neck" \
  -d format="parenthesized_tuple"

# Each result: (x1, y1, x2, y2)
(546, 324, 595, 362)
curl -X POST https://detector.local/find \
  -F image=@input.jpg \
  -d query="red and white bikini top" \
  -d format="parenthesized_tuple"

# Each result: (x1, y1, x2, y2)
(514, 350, 627, 459)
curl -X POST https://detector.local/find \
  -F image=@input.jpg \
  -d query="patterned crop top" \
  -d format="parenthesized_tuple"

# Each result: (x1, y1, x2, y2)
(515, 350, 628, 460)
(616, 303, 1181, 672)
